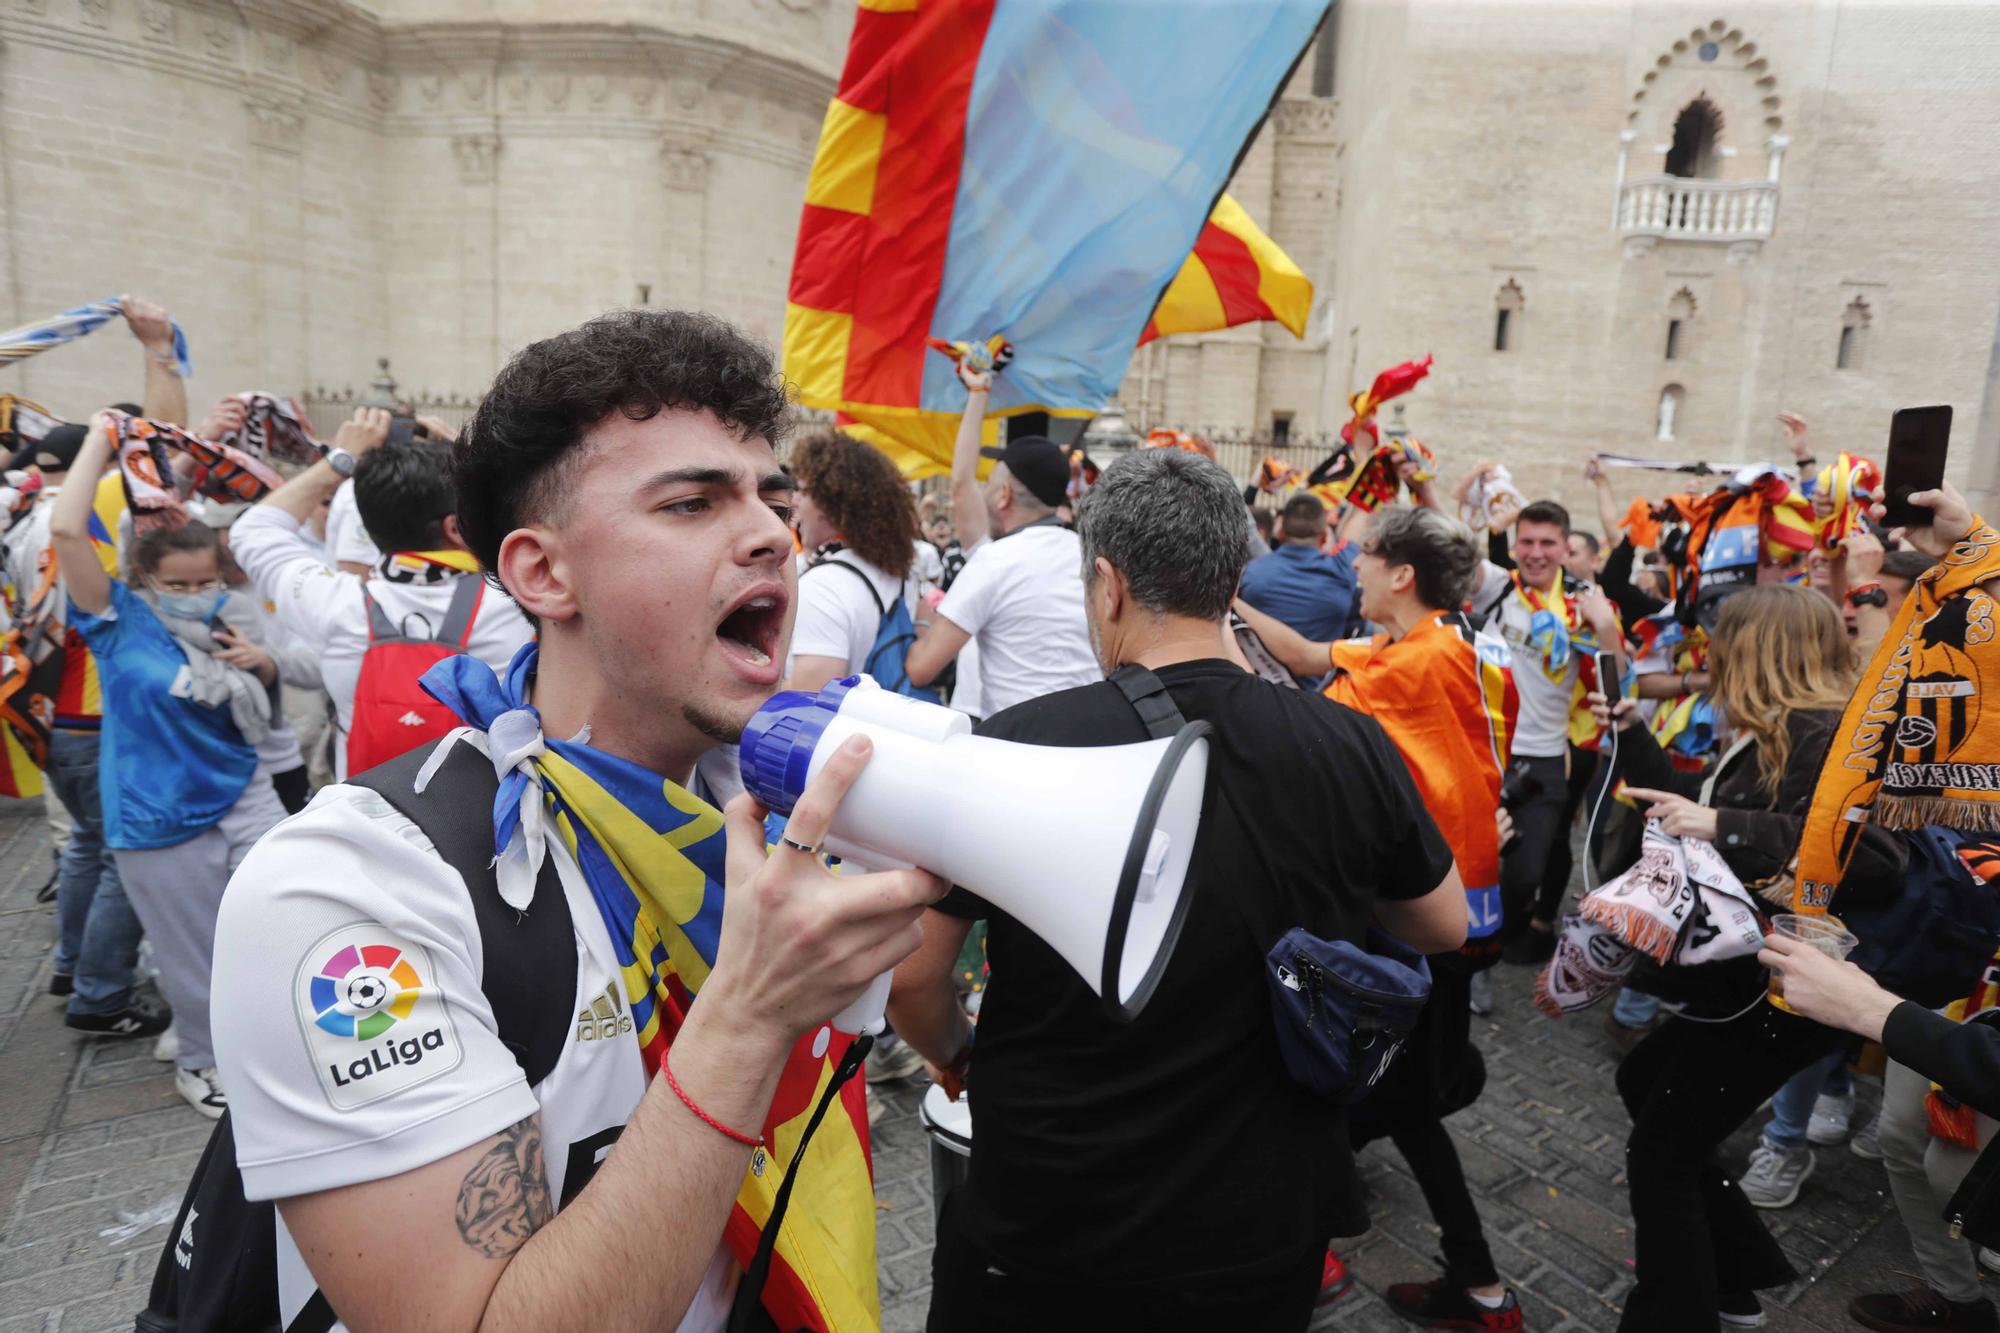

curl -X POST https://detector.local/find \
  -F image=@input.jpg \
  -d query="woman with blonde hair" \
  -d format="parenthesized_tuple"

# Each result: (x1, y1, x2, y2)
(1596, 583, 1907, 1331)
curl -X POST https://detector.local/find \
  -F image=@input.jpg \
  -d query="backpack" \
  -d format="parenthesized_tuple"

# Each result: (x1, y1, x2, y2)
(343, 577, 484, 773)
(135, 739, 573, 1333)
(1845, 827, 2000, 1011)
(803, 558, 939, 702)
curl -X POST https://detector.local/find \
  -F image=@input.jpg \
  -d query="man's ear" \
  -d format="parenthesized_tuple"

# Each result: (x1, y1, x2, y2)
(1093, 556, 1124, 621)
(440, 513, 469, 553)
(497, 526, 578, 623)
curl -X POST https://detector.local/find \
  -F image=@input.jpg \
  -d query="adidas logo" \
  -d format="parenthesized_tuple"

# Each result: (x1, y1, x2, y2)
(575, 982, 633, 1043)
(396, 710, 427, 727)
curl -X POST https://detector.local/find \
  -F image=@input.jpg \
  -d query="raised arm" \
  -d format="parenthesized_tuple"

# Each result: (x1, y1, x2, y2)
(268, 407, 389, 525)
(948, 366, 992, 548)
(48, 417, 116, 616)
(1587, 457, 1624, 547)
(122, 297, 188, 427)
(1231, 596, 1331, 678)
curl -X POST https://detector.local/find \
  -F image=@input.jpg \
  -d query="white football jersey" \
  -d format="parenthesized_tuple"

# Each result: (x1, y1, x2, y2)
(211, 783, 736, 1332)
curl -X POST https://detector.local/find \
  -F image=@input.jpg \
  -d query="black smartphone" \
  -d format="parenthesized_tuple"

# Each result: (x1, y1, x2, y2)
(385, 413, 417, 448)
(1882, 405, 1952, 530)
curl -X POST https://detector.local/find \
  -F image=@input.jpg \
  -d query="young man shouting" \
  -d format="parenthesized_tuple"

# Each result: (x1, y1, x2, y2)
(211, 311, 941, 1332)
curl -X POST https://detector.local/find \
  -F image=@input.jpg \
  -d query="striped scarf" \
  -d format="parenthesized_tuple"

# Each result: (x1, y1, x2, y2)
(217, 392, 323, 466)
(1797, 519, 2000, 913)
(0, 297, 190, 376)
(107, 412, 285, 532)
(419, 643, 880, 1333)
(1509, 571, 1617, 748)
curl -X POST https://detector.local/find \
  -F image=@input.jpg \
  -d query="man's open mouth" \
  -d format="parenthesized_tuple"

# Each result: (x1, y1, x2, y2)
(716, 584, 787, 669)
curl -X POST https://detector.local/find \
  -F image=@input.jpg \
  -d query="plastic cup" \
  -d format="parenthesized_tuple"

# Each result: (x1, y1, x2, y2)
(1765, 913, 1859, 1014)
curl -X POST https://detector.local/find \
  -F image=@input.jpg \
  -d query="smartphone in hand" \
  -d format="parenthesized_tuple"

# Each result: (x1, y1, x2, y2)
(1882, 405, 1952, 530)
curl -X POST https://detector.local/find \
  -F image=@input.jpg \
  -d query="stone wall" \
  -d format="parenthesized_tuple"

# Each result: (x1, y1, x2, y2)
(1313, 0, 2000, 516)
(0, 0, 838, 422)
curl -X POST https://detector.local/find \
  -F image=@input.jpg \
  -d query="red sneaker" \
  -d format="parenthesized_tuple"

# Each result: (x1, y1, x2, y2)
(1385, 1277, 1524, 1331)
(1317, 1249, 1355, 1306)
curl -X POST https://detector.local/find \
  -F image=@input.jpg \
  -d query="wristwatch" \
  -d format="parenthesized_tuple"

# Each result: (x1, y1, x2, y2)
(326, 447, 357, 479)
(1847, 583, 1890, 609)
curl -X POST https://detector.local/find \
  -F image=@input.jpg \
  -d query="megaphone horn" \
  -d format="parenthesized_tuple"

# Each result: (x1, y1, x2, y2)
(740, 676, 1211, 1029)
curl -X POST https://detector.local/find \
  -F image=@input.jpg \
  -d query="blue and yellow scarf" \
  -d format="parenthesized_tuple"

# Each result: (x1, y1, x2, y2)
(420, 642, 880, 1332)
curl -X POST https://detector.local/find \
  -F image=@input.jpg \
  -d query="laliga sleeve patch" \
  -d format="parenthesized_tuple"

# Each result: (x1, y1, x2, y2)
(295, 923, 463, 1110)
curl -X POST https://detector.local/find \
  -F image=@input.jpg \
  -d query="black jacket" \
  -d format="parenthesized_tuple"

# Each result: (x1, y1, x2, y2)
(1889, 1005, 2000, 1247)
(1611, 707, 1907, 1008)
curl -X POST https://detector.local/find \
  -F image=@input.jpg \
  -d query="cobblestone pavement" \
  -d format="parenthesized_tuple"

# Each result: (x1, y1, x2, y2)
(0, 794, 1921, 1331)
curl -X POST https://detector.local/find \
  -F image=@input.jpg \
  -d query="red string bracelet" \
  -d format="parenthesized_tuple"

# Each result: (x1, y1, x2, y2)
(662, 1055, 764, 1148)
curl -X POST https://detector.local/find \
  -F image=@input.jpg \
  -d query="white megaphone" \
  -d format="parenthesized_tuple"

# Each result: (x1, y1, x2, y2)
(738, 675, 1211, 1035)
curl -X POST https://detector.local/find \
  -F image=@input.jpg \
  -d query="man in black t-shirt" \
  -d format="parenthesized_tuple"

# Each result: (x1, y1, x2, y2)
(887, 450, 1465, 1332)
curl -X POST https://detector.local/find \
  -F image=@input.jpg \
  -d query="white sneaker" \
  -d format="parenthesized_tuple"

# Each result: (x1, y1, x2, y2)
(175, 1066, 226, 1120)
(1851, 1109, 1885, 1161)
(152, 1025, 178, 1063)
(1806, 1091, 1854, 1145)
(864, 1037, 925, 1085)
(1739, 1141, 1814, 1209)
(1468, 971, 1495, 1016)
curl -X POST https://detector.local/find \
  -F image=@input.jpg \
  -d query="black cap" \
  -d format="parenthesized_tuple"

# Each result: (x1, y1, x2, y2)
(978, 435, 1071, 508)
(9, 422, 89, 474)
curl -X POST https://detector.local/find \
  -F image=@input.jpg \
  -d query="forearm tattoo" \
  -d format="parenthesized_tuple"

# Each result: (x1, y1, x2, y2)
(454, 1117, 554, 1260)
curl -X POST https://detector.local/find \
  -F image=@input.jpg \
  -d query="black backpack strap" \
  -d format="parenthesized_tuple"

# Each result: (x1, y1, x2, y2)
(349, 739, 575, 1087)
(1108, 663, 1187, 740)
(804, 557, 889, 620)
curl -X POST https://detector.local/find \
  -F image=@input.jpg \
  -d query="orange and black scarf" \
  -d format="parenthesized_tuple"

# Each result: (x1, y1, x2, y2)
(1797, 519, 2000, 912)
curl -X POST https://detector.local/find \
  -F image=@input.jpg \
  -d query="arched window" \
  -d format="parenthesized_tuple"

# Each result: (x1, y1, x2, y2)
(1656, 384, 1685, 441)
(1665, 289, 1695, 360)
(1494, 279, 1524, 352)
(1664, 98, 1723, 179)
(1837, 297, 1872, 371)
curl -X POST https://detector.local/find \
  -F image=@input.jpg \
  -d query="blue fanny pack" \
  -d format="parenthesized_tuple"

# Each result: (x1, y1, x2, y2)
(1265, 927, 1432, 1103)
(1108, 665, 1433, 1103)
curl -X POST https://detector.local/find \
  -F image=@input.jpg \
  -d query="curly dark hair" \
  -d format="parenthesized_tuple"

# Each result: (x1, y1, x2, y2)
(452, 309, 792, 577)
(789, 431, 917, 579)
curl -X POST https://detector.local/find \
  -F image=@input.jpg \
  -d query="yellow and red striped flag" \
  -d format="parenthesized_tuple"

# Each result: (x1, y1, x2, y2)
(1142, 194, 1313, 344)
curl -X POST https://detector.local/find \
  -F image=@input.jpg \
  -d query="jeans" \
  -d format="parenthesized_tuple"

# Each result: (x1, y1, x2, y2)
(1616, 1005, 1842, 1331)
(1500, 753, 1571, 935)
(46, 729, 141, 1017)
(1351, 966, 1498, 1289)
(1880, 1057, 1994, 1305)
(1765, 1050, 1850, 1151)
(1612, 987, 1660, 1030)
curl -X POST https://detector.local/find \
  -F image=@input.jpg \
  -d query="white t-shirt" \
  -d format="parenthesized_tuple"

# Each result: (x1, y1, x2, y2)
(1471, 561, 1581, 759)
(323, 481, 382, 568)
(936, 521, 1099, 717)
(911, 540, 944, 598)
(229, 506, 534, 779)
(211, 782, 736, 1333)
(786, 550, 915, 681)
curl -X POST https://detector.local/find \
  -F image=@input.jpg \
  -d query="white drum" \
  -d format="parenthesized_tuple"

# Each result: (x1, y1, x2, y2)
(918, 1082, 973, 1224)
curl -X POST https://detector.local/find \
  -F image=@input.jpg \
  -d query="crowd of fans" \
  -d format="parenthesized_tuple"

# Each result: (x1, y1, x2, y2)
(5, 297, 2000, 1333)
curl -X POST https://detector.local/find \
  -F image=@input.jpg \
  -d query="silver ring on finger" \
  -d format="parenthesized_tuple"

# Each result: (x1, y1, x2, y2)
(780, 835, 822, 857)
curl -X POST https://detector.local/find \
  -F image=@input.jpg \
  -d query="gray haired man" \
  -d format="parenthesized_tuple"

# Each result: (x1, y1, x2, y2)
(887, 448, 1465, 1331)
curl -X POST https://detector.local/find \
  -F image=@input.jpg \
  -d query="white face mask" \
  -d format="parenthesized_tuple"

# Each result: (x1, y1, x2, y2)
(149, 583, 222, 622)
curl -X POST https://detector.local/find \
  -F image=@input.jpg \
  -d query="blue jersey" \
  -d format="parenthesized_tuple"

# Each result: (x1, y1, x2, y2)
(71, 581, 257, 849)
